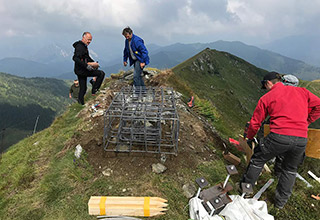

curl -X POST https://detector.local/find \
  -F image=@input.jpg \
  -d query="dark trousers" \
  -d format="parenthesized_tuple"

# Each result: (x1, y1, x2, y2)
(133, 60, 145, 88)
(77, 69, 105, 105)
(242, 132, 307, 207)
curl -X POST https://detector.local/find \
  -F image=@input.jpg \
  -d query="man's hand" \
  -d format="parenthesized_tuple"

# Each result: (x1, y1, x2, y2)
(69, 94, 72, 99)
(140, 62, 145, 69)
(87, 62, 99, 68)
(123, 61, 127, 67)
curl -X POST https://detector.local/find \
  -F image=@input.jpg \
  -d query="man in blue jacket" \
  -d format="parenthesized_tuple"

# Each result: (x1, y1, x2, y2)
(122, 27, 149, 90)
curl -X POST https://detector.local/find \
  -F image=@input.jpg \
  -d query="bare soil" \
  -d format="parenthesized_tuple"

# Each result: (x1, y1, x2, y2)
(69, 71, 225, 182)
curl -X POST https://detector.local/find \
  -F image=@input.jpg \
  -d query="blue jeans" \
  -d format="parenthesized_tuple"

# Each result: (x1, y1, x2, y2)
(133, 60, 145, 88)
(242, 132, 307, 207)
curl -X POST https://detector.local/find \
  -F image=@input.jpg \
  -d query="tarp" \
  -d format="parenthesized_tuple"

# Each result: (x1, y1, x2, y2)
(189, 195, 274, 220)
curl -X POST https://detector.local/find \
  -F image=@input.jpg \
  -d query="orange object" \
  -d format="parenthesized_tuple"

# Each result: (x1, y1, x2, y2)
(187, 96, 194, 107)
(311, 194, 320, 200)
(229, 138, 244, 152)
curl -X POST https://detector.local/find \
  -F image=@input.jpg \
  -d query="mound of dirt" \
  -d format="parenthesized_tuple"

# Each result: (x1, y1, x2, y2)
(67, 71, 225, 181)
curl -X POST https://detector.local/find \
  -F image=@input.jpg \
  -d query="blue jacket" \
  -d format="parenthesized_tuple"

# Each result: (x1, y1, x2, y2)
(123, 34, 149, 66)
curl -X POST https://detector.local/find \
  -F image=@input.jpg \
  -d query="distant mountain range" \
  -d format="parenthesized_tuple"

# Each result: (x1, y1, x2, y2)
(0, 57, 72, 78)
(1, 40, 320, 81)
(262, 35, 320, 67)
(0, 72, 71, 152)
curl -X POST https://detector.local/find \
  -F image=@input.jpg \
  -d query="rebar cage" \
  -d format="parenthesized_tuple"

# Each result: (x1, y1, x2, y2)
(103, 86, 180, 155)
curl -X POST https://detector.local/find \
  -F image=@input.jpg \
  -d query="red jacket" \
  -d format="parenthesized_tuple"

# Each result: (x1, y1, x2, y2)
(247, 83, 320, 139)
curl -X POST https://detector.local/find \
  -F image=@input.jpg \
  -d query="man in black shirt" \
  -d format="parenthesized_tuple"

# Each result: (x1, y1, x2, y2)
(72, 32, 105, 105)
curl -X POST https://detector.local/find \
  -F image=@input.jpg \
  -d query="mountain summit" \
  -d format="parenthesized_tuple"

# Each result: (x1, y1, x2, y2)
(0, 49, 319, 219)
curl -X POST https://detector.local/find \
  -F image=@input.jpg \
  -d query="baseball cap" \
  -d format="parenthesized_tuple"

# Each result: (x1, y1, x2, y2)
(261, 72, 279, 89)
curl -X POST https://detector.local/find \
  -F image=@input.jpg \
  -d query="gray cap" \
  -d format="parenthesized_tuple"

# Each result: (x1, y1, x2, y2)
(282, 74, 299, 87)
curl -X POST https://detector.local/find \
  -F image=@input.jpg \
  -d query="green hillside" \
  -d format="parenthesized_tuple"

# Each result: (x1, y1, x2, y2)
(169, 48, 267, 137)
(0, 50, 320, 220)
(0, 72, 71, 152)
(169, 48, 320, 135)
(148, 41, 320, 81)
(300, 79, 320, 128)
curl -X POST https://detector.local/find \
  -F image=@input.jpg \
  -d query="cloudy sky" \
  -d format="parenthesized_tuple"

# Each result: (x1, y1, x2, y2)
(1, 0, 320, 60)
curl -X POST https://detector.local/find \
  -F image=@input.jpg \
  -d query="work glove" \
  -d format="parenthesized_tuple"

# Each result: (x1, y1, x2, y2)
(247, 139, 254, 149)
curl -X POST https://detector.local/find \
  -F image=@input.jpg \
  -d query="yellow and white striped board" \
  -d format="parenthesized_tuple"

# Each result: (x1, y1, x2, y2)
(88, 196, 168, 217)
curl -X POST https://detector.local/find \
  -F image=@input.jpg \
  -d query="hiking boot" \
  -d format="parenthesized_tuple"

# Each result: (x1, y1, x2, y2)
(275, 204, 284, 209)
(92, 89, 99, 96)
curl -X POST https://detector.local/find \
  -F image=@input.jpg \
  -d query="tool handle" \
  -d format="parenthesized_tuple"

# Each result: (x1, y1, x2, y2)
(308, 171, 320, 183)
(253, 179, 274, 200)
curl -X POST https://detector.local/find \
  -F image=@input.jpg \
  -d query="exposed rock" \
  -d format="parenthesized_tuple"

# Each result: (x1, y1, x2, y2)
(92, 110, 104, 118)
(118, 145, 129, 151)
(74, 144, 83, 159)
(123, 69, 160, 81)
(102, 168, 113, 177)
(182, 183, 197, 198)
(152, 163, 167, 174)
(174, 91, 183, 99)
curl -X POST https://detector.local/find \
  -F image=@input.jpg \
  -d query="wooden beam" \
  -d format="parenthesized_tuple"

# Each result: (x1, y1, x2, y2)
(88, 196, 168, 217)
(264, 125, 320, 159)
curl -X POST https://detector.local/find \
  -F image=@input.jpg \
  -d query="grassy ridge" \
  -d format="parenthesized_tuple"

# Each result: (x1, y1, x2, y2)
(0, 102, 229, 220)
(170, 48, 267, 137)
(0, 72, 71, 152)
(0, 72, 70, 112)
(170, 48, 320, 136)
(300, 79, 320, 128)
(1, 99, 319, 219)
(1, 49, 320, 219)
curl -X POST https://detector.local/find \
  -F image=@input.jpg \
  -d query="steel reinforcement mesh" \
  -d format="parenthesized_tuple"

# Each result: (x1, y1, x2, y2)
(103, 86, 180, 155)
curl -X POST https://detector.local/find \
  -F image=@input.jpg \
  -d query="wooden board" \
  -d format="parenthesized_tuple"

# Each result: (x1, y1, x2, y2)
(238, 135, 271, 173)
(88, 196, 167, 216)
(238, 136, 254, 165)
(264, 124, 320, 159)
(305, 129, 320, 159)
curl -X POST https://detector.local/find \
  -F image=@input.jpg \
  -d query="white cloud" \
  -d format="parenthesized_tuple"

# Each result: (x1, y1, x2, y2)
(226, 0, 320, 40)
(36, 0, 142, 28)
(1, 0, 320, 47)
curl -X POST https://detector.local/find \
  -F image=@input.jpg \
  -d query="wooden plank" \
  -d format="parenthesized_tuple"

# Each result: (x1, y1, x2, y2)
(88, 196, 168, 216)
(223, 151, 241, 165)
(89, 196, 167, 203)
(264, 125, 320, 159)
(305, 129, 320, 159)
(88, 208, 166, 216)
(263, 124, 270, 137)
(238, 135, 253, 165)
(88, 197, 167, 206)
(239, 135, 271, 173)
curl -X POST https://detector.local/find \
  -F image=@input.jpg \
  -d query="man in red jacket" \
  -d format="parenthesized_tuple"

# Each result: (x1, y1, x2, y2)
(241, 72, 320, 209)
